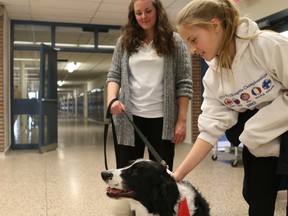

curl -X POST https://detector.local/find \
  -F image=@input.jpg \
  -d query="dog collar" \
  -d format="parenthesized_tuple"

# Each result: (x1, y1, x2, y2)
(178, 197, 190, 216)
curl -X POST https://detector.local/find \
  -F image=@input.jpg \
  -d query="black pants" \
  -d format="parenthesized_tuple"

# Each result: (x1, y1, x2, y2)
(113, 115, 175, 170)
(242, 146, 281, 216)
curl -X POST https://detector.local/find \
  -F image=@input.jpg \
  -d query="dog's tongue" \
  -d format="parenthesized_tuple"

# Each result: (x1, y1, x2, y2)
(106, 187, 135, 198)
(106, 187, 122, 194)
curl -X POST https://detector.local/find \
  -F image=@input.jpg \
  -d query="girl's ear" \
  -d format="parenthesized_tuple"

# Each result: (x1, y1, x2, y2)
(211, 18, 222, 32)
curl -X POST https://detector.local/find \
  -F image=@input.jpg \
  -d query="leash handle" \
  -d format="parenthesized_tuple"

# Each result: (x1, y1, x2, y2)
(104, 98, 119, 170)
(105, 98, 119, 119)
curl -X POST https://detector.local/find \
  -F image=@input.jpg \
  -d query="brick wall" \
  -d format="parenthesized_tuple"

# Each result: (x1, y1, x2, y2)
(0, 15, 3, 152)
(191, 56, 202, 143)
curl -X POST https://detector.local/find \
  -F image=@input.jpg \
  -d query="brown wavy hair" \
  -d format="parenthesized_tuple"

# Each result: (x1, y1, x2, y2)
(121, 0, 175, 56)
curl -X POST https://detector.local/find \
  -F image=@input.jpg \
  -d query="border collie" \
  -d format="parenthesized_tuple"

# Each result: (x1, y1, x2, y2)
(101, 159, 210, 216)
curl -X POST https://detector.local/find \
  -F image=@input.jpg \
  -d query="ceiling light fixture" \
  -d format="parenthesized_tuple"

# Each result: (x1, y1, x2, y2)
(14, 41, 115, 49)
(57, 80, 65, 86)
(66, 62, 80, 73)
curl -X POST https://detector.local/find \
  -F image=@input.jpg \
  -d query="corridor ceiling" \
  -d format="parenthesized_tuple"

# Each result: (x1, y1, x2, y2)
(1, 0, 191, 93)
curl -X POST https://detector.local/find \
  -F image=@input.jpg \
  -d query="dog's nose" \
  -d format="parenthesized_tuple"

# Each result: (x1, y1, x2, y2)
(101, 171, 113, 181)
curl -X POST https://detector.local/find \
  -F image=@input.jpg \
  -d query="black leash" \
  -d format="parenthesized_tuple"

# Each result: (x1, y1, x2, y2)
(104, 98, 168, 170)
(121, 111, 168, 169)
(103, 98, 118, 170)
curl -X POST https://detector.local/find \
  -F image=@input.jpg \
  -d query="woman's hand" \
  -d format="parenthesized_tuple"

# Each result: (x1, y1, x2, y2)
(109, 100, 125, 115)
(174, 120, 187, 144)
(174, 96, 189, 144)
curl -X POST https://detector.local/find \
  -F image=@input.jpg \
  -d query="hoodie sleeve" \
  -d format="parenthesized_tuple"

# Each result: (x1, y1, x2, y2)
(239, 32, 288, 152)
(198, 71, 239, 146)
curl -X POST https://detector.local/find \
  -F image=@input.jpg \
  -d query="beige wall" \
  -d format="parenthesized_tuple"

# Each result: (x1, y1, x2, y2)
(237, 0, 287, 20)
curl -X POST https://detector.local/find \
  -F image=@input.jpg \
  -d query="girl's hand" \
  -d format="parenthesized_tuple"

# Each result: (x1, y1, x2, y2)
(171, 171, 183, 182)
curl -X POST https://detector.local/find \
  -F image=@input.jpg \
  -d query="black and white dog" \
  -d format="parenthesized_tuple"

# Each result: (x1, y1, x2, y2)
(101, 159, 210, 216)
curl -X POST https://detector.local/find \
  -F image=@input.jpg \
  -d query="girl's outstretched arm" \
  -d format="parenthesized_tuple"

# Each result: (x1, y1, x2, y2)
(173, 138, 213, 181)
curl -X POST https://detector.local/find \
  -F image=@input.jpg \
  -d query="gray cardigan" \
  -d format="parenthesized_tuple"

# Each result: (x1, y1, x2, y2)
(107, 32, 193, 146)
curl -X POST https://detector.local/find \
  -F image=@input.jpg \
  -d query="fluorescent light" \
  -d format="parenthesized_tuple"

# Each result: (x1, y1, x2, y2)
(55, 43, 78, 47)
(14, 41, 34, 45)
(14, 58, 40, 61)
(57, 80, 65, 86)
(80, 44, 115, 49)
(79, 44, 94, 48)
(14, 41, 52, 46)
(25, 67, 40, 70)
(98, 45, 115, 49)
(13, 41, 115, 49)
(66, 62, 81, 73)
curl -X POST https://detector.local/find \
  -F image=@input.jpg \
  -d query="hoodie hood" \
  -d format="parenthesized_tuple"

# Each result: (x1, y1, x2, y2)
(206, 17, 261, 71)
(237, 17, 260, 38)
(235, 17, 261, 59)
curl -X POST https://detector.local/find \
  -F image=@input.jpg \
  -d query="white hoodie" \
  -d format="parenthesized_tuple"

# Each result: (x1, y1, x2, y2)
(198, 17, 288, 157)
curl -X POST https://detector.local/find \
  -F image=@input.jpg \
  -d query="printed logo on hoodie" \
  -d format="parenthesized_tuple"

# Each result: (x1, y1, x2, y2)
(219, 73, 274, 108)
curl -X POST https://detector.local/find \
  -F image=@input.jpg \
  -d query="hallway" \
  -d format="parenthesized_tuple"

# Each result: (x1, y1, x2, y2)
(0, 113, 286, 216)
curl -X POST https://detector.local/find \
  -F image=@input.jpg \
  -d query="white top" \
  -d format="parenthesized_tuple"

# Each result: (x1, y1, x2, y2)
(129, 42, 164, 118)
(199, 17, 288, 157)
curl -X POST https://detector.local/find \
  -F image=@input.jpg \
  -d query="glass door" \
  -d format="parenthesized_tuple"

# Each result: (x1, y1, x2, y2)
(11, 45, 58, 151)
(12, 50, 41, 149)
(39, 44, 58, 152)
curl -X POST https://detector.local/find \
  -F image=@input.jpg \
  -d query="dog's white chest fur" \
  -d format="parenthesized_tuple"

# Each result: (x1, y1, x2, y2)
(174, 183, 197, 215)
(129, 199, 158, 216)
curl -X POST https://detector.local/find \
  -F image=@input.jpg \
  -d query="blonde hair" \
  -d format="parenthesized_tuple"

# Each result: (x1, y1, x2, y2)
(177, 0, 240, 77)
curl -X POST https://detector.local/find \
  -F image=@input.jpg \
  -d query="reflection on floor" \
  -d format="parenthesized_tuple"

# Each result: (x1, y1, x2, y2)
(0, 113, 286, 215)
(13, 115, 39, 144)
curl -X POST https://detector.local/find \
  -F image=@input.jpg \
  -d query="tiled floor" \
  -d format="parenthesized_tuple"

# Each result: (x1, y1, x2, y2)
(0, 113, 286, 216)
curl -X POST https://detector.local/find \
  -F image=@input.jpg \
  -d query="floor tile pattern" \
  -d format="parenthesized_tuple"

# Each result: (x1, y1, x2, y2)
(0, 113, 286, 215)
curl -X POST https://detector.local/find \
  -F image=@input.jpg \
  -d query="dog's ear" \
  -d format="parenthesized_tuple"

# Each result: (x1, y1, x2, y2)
(151, 175, 179, 215)
(160, 175, 179, 200)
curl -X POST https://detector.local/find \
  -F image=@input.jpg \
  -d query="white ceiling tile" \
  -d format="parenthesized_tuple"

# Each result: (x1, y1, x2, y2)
(98, 3, 130, 13)
(92, 11, 127, 25)
(101, 0, 130, 3)
(31, 8, 95, 18)
(0, 0, 29, 6)
(8, 14, 32, 20)
(5, 5, 30, 15)
(30, 0, 100, 11)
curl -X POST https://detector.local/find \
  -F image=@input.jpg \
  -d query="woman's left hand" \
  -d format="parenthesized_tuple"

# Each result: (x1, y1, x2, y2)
(174, 120, 186, 144)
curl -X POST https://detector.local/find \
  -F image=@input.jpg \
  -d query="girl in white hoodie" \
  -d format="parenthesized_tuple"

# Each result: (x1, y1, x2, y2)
(173, 0, 288, 215)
